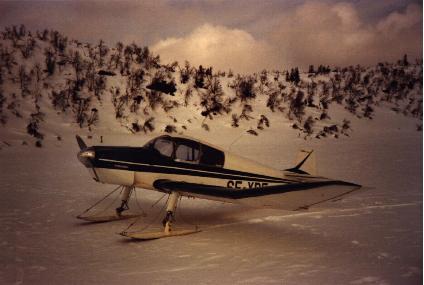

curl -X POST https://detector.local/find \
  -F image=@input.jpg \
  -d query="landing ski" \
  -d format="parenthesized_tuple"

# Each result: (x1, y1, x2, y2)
(120, 229, 201, 240)
(77, 213, 142, 223)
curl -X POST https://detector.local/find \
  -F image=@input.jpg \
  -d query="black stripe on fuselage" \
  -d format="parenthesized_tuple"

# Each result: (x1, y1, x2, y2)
(154, 179, 361, 199)
(94, 158, 293, 184)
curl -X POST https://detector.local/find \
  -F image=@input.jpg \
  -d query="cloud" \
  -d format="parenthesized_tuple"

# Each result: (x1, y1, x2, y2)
(377, 3, 422, 33)
(268, 2, 422, 69)
(152, 2, 422, 72)
(152, 24, 274, 73)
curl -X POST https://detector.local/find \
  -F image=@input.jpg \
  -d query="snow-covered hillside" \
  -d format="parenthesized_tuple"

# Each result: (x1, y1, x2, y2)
(0, 26, 422, 147)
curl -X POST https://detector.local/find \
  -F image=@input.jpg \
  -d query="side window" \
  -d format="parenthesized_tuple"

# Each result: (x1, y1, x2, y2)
(153, 138, 174, 157)
(200, 144, 225, 167)
(175, 140, 200, 163)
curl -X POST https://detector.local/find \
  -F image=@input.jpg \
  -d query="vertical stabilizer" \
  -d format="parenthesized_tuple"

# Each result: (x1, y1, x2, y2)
(286, 150, 316, 175)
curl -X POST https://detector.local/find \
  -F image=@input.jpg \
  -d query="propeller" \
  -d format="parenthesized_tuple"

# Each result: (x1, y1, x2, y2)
(76, 135, 87, 150)
(76, 135, 99, 181)
(76, 135, 94, 160)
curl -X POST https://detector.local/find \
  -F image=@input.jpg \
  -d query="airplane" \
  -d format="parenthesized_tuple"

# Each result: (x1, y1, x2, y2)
(76, 134, 362, 240)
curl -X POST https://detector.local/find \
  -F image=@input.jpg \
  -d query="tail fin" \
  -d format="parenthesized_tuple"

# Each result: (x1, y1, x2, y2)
(286, 150, 316, 175)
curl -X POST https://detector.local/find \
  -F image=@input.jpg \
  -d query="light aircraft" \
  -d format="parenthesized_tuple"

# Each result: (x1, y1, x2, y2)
(76, 134, 361, 240)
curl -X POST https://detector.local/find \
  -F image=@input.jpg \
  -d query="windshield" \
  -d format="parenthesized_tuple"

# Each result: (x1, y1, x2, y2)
(153, 137, 174, 157)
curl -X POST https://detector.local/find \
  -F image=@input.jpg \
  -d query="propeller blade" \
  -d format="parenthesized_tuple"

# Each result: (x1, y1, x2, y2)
(76, 135, 87, 150)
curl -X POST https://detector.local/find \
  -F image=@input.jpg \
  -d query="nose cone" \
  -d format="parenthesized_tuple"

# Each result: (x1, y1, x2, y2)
(77, 147, 95, 168)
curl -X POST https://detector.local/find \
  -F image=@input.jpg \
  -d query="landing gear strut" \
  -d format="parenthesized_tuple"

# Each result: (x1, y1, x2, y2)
(77, 185, 142, 223)
(119, 191, 200, 240)
(116, 186, 133, 216)
(162, 192, 180, 234)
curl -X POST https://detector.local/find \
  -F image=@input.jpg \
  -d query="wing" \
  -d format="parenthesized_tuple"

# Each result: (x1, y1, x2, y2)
(153, 179, 362, 211)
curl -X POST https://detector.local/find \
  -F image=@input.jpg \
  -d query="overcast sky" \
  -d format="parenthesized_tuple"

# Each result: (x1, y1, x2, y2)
(1, 0, 422, 73)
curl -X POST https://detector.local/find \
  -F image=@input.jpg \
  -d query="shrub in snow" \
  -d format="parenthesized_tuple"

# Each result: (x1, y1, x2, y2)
(50, 30, 68, 54)
(87, 108, 99, 127)
(247, 129, 258, 136)
(0, 91, 5, 111)
(201, 123, 210, 131)
(289, 90, 306, 122)
(320, 111, 330, 121)
(27, 118, 43, 140)
(233, 75, 256, 102)
(147, 73, 176, 96)
(179, 61, 192, 84)
(44, 48, 56, 76)
(200, 77, 227, 118)
(184, 87, 193, 106)
(131, 121, 141, 133)
(303, 116, 315, 135)
(18, 65, 31, 98)
(164, 125, 176, 133)
(286, 68, 300, 85)
(257, 115, 270, 130)
(97, 39, 109, 67)
(341, 119, 351, 136)
(363, 105, 374, 119)
(163, 100, 179, 113)
(146, 90, 163, 111)
(267, 91, 281, 112)
(231, 114, 239, 128)
(0, 114, 7, 125)
(142, 117, 155, 133)
(7, 100, 22, 118)
(239, 104, 253, 121)
(194, 65, 206, 89)
(51, 90, 70, 112)
(93, 76, 106, 100)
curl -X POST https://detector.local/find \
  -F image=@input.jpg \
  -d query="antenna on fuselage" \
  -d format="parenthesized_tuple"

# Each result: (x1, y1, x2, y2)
(228, 132, 246, 151)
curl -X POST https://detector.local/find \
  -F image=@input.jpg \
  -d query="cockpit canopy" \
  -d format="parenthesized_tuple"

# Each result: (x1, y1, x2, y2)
(144, 136, 225, 167)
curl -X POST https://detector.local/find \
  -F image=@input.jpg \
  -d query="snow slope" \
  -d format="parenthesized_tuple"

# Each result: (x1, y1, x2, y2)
(0, 28, 422, 147)
(0, 103, 421, 284)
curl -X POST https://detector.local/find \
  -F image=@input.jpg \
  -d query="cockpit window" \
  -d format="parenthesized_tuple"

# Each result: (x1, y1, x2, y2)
(200, 144, 225, 167)
(145, 136, 225, 167)
(153, 137, 174, 157)
(174, 139, 200, 163)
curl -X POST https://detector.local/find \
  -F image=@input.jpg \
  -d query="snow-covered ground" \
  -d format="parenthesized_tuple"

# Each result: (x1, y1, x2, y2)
(0, 103, 421, 284)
